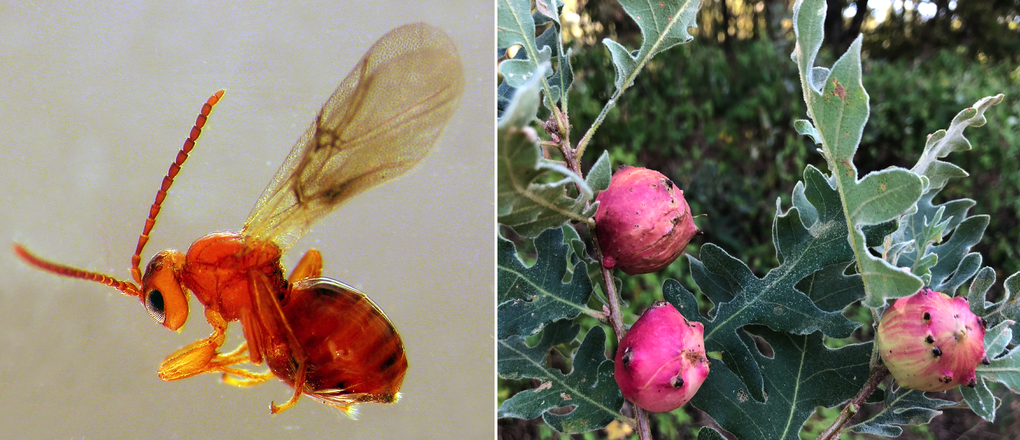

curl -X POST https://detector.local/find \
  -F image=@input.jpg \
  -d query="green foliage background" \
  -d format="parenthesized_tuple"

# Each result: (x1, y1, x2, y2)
(498, 1, 1020, 438)
(525, 17, 1020, 439)
(569, 39, 1020, 292)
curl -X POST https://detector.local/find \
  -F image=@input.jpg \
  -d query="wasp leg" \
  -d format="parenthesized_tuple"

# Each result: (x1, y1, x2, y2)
(250, 271, 310, 414)
(157, 308, 251, 381)
(221, 367, 275, 387)
(288, 248, 323, 283)
(212, 342, 275, 387)
(215, 342, 252, 364)
(270, 359, 308, 414)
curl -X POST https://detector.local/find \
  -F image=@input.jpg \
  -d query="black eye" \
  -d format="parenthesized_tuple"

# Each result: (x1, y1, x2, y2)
(145, 289, 166, 324)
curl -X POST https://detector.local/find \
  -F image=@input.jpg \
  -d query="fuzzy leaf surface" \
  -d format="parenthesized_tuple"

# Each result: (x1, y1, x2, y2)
(585, 150, 612, 193)
(496, 0, 543, 86)
(886, 95, 1005, 298)
(497, 228, 594, 339)
(993, 273, 1020, 346)
(893, 192, 977, 288)
(975, 320, 1020, 394)
(497, 322, 624, 433)
(912, 94, 1005, 191)
(684, 327, 872, 440)
(792, 0, 923, 307)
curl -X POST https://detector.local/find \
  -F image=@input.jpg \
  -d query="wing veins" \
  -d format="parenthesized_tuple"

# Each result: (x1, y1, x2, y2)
(240, 23, 464, 251)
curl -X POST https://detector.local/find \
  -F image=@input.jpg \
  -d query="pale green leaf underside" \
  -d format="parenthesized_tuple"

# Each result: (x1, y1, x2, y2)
(962, 320, 1015, 421)
(913, 94, 1005, 191)
(603, 0, 700, 93)
(850, 388, 955, 436)
(497, 0, 546, 92)
(497, 0, 572, 108)
(585, 150, 612, 193)
(792, 0, 923, 308)
(497, 75, 592, 237)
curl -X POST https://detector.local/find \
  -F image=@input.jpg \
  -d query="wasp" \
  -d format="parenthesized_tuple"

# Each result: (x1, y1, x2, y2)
(14, 22, 463, 415)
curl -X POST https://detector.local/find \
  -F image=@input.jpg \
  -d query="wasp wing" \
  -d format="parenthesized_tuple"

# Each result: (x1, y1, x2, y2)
(242, 23, 463, 251)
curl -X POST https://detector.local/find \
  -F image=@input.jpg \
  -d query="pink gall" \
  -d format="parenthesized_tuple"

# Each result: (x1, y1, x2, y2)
(876, 287, 989, 392)
(594, 166, 701, 275)
(614, 301, 710, 412)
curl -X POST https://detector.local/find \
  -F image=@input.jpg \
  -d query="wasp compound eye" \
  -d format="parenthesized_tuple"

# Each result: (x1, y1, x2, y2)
(144, 289, 166, 324)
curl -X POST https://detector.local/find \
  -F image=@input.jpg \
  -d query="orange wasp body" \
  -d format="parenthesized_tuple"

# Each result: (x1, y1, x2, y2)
(15, 23, 463, 415)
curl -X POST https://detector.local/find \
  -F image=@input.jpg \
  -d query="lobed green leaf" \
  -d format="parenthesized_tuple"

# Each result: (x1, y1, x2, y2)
(497, 0, 572, 111)
(850, 388, 955, 437)
(603, 0, 700, 94)
(497, 228, 595, 339)
(497, 321, 625, 433)
(966, 269, 1020, 354)
(686, 327, 872, 440)
(977, 319, 1020, 394)
(961, 320, 1016, 420)
(912, 94, 1006, 191)
(793, 0, 924, 308)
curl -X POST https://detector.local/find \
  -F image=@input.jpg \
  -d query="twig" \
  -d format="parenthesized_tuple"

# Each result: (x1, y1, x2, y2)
(591, 225, 653, 440)
(558, 83, 651, 440)
(817, 365, 890, 440)
(590, 232, 626, 341)
(636, 406, 654, 439)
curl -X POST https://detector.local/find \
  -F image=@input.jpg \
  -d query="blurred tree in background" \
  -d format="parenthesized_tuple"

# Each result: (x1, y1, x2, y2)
(864, 0, 1020, 62)
(580, 0, 1020, 60)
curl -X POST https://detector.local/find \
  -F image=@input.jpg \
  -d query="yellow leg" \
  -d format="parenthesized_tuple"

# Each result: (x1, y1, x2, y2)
(215, 342, 251, 364)
(221, 367, 275, 387)
(212, 342, 274, 387)
(288, 249, 323, 283)
(157, 308, 262, 383)
(158, 308, 230, 381)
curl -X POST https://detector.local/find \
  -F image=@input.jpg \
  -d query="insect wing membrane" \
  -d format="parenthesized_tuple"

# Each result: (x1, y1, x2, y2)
(243, 23, 464, 250)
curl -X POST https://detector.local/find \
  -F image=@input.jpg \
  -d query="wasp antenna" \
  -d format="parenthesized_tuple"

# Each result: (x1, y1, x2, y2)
(14, 243, 142, 298)
(130, 90, 225, 284)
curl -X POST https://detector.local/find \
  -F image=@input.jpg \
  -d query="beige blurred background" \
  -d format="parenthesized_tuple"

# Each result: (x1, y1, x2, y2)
(0, 1, 493, 438)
